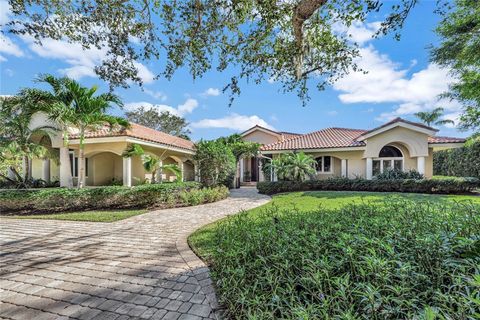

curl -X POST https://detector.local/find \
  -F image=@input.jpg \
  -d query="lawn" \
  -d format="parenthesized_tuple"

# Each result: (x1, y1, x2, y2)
(189, 191, 480, 319)
(7, 209, 148, 222)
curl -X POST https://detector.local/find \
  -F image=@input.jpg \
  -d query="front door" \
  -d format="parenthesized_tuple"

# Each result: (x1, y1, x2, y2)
(251, 157, 258, 182)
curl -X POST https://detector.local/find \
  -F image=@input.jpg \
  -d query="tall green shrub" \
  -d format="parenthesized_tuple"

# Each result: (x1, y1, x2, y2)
(433, 139, 480, 178)
(193, 139, 235, 187)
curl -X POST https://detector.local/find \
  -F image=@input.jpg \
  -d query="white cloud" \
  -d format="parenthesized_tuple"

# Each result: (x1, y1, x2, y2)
(201, 87, 220, 97)
(0, 54, 7, 62)
(125, 98, 199, 117)
(0, 33, 24, 57)
(21, 36, 154, 83)
(191, 113, 275, 131)
(0, 0, 11, 25)
(143, 88, 167, 101)
(332, 44, 461, 126)
(333, 20, 382, 45)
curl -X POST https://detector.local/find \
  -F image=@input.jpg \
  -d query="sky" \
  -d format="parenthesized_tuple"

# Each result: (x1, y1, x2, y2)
(0, 0, 472, 141)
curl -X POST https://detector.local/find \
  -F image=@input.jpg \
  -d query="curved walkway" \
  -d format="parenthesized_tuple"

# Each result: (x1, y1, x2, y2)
(0, 188, 270, 320)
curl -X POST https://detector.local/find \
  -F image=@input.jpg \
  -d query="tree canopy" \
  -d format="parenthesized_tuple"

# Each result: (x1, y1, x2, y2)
(125, 107, 191, 140)
(431, 0, 480, 131)
(6, 0, 430, 104)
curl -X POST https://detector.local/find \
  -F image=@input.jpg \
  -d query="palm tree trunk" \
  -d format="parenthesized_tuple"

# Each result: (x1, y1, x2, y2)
(77, 128, 86, 188)
(60, 130, 73, 188)
(151, 169, 156, 184)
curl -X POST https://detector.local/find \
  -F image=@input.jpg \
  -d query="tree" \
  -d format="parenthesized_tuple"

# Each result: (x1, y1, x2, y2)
(414, 107, 455, 127)
(217, 134, 260, 187)
(266, 152, 316, 181)
(122, 143, 182, 183)
(431, 0, 480, 131)
(193, 139, 235, 187)
(125, 107, 191, 140)
(0, 94, 56, 186)
(6, 0, 432, 104)
(36, 75, 128, 188)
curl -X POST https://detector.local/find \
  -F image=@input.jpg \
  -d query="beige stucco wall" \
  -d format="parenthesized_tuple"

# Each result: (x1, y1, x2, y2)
(88, 152, 123, 186)
(242, 130, 280, 145)
(364, 127, 430, 158)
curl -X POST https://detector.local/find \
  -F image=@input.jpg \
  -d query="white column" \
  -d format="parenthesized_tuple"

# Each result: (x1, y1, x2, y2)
(180, 161, 184, 182)
(123, 157, 132, 187)
(239, 157, 244, 183)
(417, 156, 426, 175)
(341, 159, 347, 178)
(42, 158, 51, 183)
(366, 157, 373, 180)
(194, 163, 199, 182)
(59, 147, 73, 188)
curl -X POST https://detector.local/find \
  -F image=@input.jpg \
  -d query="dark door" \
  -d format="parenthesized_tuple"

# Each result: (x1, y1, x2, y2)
(251, 157, 258, 181)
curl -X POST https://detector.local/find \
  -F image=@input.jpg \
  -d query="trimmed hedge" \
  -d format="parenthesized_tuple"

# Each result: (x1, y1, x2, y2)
(257, 177, 480, 195)
(433, 139, 479, 178)
(0, 182, 229, 215)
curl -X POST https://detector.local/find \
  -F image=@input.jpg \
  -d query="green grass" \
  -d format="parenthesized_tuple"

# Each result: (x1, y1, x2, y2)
(190, 191, 480, 258)
(189, 191, 480, 319)
(7, 209, 148, 222)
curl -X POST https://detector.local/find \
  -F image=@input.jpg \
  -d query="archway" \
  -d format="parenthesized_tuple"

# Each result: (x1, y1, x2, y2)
(86, 151, 123, 186)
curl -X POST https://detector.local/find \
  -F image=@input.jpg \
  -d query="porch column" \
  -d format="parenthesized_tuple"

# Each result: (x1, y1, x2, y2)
(366, 157, 373, 180)
(194, 163, 200, 182)
(417, 156, 426, 175)
(123, 157, 132, 187)
(341, 159, 347, 178)
(157, 159, 163, 182)
(180, 161, 185, 182)
(59, 147, 73, 188)
(42, 158, 51, 183)
(239, 157, 244, 183)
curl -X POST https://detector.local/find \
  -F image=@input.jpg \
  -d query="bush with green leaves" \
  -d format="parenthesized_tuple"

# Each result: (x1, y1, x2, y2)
(0, 182, 229, 215)
(193, 139, 236, 187)
(191, 200, 480, 319)
(257, 176, 480, 195)
(434, 138, 480, 178)
(374, 168, 424, 180)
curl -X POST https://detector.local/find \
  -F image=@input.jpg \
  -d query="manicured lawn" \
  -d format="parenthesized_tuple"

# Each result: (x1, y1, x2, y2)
(7, 209, 148, 222)
(189, 191, 480, 319)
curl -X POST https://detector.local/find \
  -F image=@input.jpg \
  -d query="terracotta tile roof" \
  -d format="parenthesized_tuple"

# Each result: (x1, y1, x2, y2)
(360, 117, 438, 137)
(70, 122, 195, 151)
(261, 128, 367, 151)
(280, 132, 302, 140)
(428, 136, 465, 144)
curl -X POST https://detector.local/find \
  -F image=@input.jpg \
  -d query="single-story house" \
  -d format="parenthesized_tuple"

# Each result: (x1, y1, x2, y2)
(240, 117, 465, 183)
(29, 112, 196, 187)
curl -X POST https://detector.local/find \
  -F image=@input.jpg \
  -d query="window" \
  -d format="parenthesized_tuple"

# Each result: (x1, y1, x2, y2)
(315, 156, 333, 173)
(69, 151, 89, 178)
(373, 145, 403, 176)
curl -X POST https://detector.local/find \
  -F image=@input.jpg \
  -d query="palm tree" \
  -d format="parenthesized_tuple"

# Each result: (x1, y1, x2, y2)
(37, 75, 128, 188)
(414, 107, 455, 127)
(123, 143, 182, 183)
(0, 95, 56, 185)
(265, 152, 316, 181)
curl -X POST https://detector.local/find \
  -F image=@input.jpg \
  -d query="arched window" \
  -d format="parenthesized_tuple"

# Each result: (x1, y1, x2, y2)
(373, 145, 403, 176)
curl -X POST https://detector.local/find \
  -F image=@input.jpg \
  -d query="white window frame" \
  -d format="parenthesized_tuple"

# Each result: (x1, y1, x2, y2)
(315, 156, 333, 174)
(372, 145, 404, 176)
(69, 151, 89, 178)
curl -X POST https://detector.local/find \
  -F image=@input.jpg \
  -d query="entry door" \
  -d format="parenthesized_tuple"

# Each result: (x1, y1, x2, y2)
(251, 157, 258, 181)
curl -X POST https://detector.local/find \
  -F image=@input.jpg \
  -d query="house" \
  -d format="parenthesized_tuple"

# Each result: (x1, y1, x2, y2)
(240, 118, 465, 183)
(29, 113, 196, 187)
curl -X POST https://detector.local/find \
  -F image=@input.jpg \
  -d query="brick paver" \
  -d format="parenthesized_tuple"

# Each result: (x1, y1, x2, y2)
(0, 188, 269, 319)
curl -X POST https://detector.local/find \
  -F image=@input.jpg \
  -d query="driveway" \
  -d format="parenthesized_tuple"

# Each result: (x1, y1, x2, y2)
(0, 188, 270, 320)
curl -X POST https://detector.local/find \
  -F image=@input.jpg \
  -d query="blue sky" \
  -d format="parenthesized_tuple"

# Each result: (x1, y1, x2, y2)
(0, 0, 471, 141)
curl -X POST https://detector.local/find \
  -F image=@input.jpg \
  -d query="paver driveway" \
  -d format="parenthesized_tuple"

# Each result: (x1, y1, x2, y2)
(0, 188, 270, 320)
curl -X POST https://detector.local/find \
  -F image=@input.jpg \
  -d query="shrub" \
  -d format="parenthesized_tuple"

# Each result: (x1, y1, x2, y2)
(199, 200, 480, 319)
(433, 138, 480, 178)
(374, 168, 423, 180)
(0, 182, 229, 215)
(257, 176, 480, 195)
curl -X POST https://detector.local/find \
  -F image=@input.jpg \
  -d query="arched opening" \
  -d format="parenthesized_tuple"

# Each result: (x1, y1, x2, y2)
(87, 151, 123, 186)
(161, 157, 180, 182)
(183, 160, 195, 181)
(372, 145, 404, 176)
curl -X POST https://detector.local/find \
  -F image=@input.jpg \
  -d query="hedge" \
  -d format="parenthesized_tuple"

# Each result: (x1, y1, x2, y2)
(0, 182, 229, 215)
(257, 177, 480, 195)
(433, 139, 480, 178)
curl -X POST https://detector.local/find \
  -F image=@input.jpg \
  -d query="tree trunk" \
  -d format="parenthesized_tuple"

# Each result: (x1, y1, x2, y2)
(151, 169, 156, 184)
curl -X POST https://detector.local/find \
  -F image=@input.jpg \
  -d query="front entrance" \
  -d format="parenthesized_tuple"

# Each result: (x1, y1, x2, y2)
(250, 157, 258, 182)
